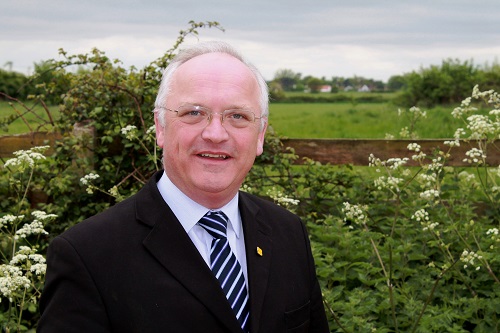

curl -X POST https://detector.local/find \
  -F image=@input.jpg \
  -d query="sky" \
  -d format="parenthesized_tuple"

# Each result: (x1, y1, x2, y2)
(2, 0, 500, 82)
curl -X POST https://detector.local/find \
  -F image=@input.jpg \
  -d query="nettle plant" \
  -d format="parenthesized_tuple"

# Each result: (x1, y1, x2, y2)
(312, 86, 500, 332)
(0, 146, 53, 332)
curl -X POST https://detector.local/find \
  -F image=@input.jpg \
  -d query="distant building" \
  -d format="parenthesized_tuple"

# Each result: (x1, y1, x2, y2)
(358, 84, 371, 92)
(319, 85, 332, 93)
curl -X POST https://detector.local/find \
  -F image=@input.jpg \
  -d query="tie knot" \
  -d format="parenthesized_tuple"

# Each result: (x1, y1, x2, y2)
(198, 211, 228, 240)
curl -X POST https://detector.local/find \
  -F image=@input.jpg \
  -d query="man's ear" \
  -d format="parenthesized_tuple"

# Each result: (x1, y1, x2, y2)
(154, 113, 165, 148)
(256, 121, 268, 156)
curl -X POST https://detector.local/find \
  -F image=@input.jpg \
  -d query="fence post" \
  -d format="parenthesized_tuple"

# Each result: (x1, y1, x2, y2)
(72, 120, 96, 172)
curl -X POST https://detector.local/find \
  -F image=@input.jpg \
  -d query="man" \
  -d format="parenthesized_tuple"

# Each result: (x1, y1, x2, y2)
(38, 41, 329, 332)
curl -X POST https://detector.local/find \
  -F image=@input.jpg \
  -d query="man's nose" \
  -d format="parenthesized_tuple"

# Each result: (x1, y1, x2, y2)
(201, 113, 229, 142)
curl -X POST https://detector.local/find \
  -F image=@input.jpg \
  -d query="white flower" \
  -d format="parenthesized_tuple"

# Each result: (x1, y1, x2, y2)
(412, 208, 439, 232)
(466, 115, 495, 139)
(0, 264, 31, 301)
(374, 176, 403, 191)
(443, 139, 460, 147)
(266, 187, 299, 207)
(407, 143, 421, 152)
(146, 125, 156, 135)
(121, 125, 138, 140)
(0, 214, 24, 228)
(4, 146, 50, 170)
(80, 172, 100, 185)
(460, 249, 482, 270)
(420, 189, 440, 201)
(15, 219, 49, 239)
(463, 148, 486, 164)
(342, 202, 368, 225)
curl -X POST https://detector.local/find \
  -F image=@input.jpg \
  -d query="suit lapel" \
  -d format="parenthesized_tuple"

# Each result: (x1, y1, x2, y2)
(136, 173, 244, 333)
(239, 193, 273, 333)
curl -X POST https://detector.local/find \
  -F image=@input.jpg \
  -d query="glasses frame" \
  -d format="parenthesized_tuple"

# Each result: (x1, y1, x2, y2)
(155, 104, 265, 129)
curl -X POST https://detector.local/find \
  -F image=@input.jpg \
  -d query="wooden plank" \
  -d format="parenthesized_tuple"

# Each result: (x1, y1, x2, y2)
(1, 132, 498, 167)
(0, 132, 62, 158)
(282, 139, 500, 167)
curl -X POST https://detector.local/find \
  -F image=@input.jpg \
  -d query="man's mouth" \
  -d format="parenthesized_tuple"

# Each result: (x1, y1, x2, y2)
(199, 153, 230, 160)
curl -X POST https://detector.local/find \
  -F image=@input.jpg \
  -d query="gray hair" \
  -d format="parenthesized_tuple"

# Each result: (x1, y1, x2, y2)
(154, 41, 269, 130)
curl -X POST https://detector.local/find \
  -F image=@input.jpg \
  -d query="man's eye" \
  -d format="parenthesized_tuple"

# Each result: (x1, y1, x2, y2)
(227, 111, 251, 121)
(180, 109, 206, 117)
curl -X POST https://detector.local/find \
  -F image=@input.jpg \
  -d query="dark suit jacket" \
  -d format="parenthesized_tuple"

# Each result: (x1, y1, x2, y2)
(38, 171, 329, 332)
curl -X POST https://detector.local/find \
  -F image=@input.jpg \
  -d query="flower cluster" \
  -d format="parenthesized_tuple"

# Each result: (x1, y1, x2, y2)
(486, 228, 499, 249)
(368, 154, 409, 171)
(418, 173, 437, 189)
(419, 189, 440, 201)
(463, 148, 486, 165)
(460, 249, 482, 270)
(0, 214, 24, 228)
(266, 187, 299, 208)
(80, 172, 100, 193)
(374, 176, 403, 192)
(0, 265, 30, 302)
(14, 211, 53, 240)
(411, 209, 439, 232)
(4, 146, 50, 171)
(342, 202, 368, 225)
(0, 246, 46, 303)
(121, 125, 138, 140)
(466, 115, 495, 140)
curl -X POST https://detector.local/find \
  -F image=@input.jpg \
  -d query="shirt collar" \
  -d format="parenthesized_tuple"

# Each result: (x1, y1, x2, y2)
(156, 171, 242, 238)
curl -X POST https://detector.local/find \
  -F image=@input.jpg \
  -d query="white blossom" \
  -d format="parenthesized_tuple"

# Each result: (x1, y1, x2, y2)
(342, 202, 368, 225)
(463, 148, 486, 164)
(420, 189, 440, 201)
(407, 143, 421, 152)
(121, 125, 138, 140)
(0, 214, 24, 228)
(460, 250, 482, 270)
(80, 172, 100, 185)
(4, 146, 50, 171)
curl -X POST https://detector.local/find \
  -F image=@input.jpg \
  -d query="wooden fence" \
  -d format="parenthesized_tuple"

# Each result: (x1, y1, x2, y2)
(1, 132, 499, 167)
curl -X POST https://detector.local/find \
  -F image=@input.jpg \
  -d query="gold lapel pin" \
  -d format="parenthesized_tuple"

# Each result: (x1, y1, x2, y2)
(256, 247, 263, 256)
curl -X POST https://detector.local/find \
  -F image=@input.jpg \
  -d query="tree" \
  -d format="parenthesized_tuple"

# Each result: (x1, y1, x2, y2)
(387, 75, 406, 91)
(273, 69, 300, 91)
(306, 77, 323, 93)
(397, 58, 480, 107)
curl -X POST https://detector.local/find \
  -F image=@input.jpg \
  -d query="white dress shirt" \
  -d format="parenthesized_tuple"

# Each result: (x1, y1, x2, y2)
(156, 171, 248, 284)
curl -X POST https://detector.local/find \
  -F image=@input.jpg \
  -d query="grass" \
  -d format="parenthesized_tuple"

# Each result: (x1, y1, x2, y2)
(268, 102, 467, 139)
(1, 97, 479, 139)
(0, 100, 59, 134)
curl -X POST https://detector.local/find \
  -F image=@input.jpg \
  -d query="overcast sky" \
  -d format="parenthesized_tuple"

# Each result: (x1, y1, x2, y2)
(2, 0, 500, 82)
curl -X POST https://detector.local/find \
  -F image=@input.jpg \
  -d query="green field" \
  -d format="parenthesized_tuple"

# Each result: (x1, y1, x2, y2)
(1, 99, 467, 139)
(269, 102, 464, 139)
(0, 100, 59, 134)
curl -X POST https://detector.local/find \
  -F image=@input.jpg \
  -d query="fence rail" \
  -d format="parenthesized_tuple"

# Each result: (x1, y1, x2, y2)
(282, 138, 500, 166)
(1, 132, 499, 167)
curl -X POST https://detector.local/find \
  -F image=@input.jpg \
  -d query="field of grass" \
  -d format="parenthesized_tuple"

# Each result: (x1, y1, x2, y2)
(0, 100, 59, 134)
(269, 102, 465, 139)
(1, 97, 471, 139)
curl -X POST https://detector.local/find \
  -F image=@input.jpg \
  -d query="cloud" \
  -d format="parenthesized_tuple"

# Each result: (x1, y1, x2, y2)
(1, 0, 499, 81)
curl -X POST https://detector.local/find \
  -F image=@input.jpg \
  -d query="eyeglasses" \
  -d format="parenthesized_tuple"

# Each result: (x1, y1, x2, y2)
(157, 104, 264, 129)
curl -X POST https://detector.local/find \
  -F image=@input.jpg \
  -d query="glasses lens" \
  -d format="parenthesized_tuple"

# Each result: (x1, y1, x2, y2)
(223, 110, 255, 128)
(176, 105, 208, 124)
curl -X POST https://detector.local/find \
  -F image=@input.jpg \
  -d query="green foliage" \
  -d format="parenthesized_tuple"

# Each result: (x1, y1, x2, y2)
(0, 70, 30, 100)
(395, 58, 500, 108)
(0, 146, 54, 332)
(249, 87, 500, 332)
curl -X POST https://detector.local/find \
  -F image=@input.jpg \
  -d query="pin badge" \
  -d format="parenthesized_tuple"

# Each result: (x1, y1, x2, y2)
(256, 247, 263, 256)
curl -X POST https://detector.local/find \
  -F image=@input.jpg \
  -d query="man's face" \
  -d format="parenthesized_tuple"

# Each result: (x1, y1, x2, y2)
(155, 53, 267, 208)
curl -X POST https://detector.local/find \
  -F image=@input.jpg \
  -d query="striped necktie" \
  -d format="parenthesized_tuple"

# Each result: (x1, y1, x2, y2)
(198, 211, 250, 332)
